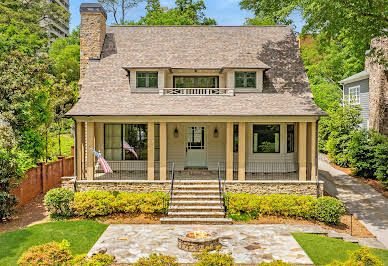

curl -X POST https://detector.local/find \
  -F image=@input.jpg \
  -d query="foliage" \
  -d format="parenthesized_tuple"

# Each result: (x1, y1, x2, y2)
(98, 0, 146, 24)
(292, 233, 388, 265)
(227, 193, 345, 225)
(0, 220, 108, 265)
(314, 197, 346, 225)
(125, 0, 216, 25)
(134, 253, 178, 266)
(71, 191, 168, 217)
(244, 17, 277, 25)
(17, 240, 73, 266)
(194, 247, 234, 266)
(258, 261, 291, 266)
(375, 137, 388, 188)
(44, 188, 75, 218)
(66, 253, 115, 266)
(328, 247, 384, 266)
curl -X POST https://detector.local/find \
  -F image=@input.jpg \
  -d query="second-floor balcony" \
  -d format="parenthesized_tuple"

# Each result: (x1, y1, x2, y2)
(159, 88, 235, 96)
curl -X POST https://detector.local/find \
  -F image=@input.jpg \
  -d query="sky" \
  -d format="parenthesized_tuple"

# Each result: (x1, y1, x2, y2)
(69, 0, 304, 32)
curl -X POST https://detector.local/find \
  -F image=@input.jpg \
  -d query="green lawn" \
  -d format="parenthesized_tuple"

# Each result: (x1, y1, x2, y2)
(0, 220, 107, 266)
(49, 133, 74, 159)
(292, 233, 388, 265)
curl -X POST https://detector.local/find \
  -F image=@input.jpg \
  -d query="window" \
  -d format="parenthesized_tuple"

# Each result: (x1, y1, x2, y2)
(253, 125, 280, 153)
(233, 124, 238, 152)
(104, 124, 148, 160)
(136, 72, 158, 88)
(174, 76, 219, 88)
(235, 72, 256, 88)
(287, 125, 295, 153)
(348, 86, 360, 104)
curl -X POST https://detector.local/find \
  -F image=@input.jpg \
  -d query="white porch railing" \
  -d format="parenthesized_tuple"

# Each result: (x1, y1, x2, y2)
(159, 88, 234, 96)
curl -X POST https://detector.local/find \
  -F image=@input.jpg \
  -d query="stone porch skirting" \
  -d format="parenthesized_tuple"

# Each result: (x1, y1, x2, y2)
(61, 177, 324, 197)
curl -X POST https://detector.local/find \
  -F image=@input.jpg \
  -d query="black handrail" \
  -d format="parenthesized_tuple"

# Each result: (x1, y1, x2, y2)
(218, 162, 228, 216)
(168, 163, 176, 212)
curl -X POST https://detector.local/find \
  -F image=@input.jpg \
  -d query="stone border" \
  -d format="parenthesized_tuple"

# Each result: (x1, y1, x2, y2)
(61, 177, 323, 197)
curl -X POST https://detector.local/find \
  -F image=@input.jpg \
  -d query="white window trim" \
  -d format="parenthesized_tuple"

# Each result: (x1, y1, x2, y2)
(348, 85, 360, 105)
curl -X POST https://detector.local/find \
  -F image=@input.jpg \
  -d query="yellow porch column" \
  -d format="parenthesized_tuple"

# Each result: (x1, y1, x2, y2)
(95, 122, 104, 155)
(226, 122, 234, 180)
(76, 121, 85, 180)
(147, 122, 155, 180)
(298, 122, 307, 181)
(160, 122, 167, 180)
(86, 122, 95, 180)
(238, 122, 246, 180)
(310, 121, 317, 181)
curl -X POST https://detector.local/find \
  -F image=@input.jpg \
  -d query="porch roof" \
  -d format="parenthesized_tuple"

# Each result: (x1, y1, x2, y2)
(66, 93, 326, 117)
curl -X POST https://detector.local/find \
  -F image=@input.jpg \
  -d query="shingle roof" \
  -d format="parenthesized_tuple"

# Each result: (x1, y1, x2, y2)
(68, 26, 325, 117)
(339, 70, 370, 85)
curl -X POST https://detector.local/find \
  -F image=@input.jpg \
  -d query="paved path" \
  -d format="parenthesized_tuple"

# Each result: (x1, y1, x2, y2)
(319, 158, 388, 248)
(89, 224, 317, 264)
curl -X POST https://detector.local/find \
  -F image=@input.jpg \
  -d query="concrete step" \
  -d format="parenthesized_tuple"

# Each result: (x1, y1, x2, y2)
(174, 180, 219, 185)
(170, 200, 221, 206)
(174, 184, 219, 190)
(173, 190, 220, 196)
(167, 211, 225, 218)
(172, 195, 220, 200)
(169, 205, 224, 212)
(160, 217, 233, 225)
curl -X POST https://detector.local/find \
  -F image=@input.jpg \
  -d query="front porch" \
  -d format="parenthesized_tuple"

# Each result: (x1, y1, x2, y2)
(74, 118, 318, 182)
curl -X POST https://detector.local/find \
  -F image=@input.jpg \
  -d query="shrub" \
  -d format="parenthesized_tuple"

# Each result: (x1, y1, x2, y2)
(134, 253, 178, 266)
(194, 247, 234, 266)
(139, 192, 168, 214)
(259, 261, 291, 266)
(227, 193, 345, 225)
(113, 192, 140, 213)
(17, 240, 72, 265)
(314, 196, 346, 224)
(44, 188, 74, 218)
(374, 136, 388, 189)
(327, 247, 384, 266)
(66, 253, 115, 266)
(72, 190, 116, 218)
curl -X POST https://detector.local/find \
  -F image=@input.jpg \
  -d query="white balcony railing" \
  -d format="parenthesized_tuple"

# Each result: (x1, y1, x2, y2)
(159, 88, 234, 96)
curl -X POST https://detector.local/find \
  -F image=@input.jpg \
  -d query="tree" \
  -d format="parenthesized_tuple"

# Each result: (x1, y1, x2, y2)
(0, 0, 69, 56)
(98, 0, 146, 24)
(126, 0, 216, 25)
(239, 0, 388, 62)
(244, 17, 277, 25)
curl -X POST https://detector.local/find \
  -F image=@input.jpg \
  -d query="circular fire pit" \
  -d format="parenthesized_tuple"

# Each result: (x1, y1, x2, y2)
(178, 231, 220, 252)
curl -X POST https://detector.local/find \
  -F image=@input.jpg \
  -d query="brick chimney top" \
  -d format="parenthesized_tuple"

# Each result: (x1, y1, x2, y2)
(80, 3, 107, 19)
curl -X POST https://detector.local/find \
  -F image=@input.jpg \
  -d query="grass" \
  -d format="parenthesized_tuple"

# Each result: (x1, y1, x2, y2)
(292, 233, 388, 265)
(0, 220, 107, 266)
(48, 133, 74, 159)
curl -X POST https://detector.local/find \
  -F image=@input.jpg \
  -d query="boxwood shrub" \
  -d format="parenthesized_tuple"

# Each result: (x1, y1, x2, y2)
(227, 193, 345, 224)
(44, 188, 74, 218)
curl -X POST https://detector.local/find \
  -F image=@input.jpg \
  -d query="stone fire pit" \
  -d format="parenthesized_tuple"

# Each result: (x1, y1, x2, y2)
(178, 231, 220, 252)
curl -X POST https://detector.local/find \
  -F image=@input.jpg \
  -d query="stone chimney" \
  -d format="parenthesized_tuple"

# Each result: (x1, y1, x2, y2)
(79, 3, 107, 84)
(366, 36, 388, 136)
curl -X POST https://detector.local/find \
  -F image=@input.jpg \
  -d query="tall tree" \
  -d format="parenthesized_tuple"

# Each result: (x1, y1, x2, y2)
(98, 0, 146, 24)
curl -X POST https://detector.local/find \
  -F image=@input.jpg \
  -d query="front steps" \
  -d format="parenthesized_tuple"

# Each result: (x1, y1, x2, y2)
(160, 180, 232, 225)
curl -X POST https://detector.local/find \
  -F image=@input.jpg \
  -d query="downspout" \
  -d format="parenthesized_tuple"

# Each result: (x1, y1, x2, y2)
(316, 118, 320, 198)
(73, 118, 77, 192)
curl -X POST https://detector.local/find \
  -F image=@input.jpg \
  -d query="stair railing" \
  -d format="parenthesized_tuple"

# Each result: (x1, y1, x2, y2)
(163, 162, 175, 215)
(218, 162, 229, 216)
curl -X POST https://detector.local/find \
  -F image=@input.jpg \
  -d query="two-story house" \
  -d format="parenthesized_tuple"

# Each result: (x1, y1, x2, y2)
(67, 4, 326, 189)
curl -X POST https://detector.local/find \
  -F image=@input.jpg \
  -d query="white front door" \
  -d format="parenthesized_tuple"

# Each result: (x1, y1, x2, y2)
(185, 126, 207, 168)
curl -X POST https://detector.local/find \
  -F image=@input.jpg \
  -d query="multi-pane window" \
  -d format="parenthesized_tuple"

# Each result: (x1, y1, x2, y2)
(253, 125, 280, 153)
(233, 124, 239, 152)
(235, 72, 256, 88)
(287, 125, 295, 153)
(136, 72, 158, 88)
(348, 86, 360, 104)
(104, 124, 122, 160)
(174, 76, 218, 88)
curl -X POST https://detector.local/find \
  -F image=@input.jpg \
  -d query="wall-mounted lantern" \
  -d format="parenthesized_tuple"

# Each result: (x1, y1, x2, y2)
(213, 127, 219, 138)
(174, 127, 179, 138)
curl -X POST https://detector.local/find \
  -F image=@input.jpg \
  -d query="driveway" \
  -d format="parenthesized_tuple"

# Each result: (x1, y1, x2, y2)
(319, 158, 388, 248)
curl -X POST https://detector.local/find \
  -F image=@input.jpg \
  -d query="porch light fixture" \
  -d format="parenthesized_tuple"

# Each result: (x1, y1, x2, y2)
(174, 127, 179, 137)
(213, 127, 219, 138)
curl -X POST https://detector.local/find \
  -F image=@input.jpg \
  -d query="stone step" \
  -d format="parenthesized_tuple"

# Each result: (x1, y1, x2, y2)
(168, 211, 225, 218)
(170, 200, 222, 206)
(174, 180, 219, 185)
(160, 217, 233, 225)
(169, 205, 224, 212)
(173, 190, 220, 196)
(174, 185, 219, 190)
(172, 195, 220, 200)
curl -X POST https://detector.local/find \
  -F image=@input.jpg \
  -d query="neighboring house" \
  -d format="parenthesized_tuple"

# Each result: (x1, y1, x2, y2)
(40, 0, 70, 41)
(339, 70, 370, 129)
(67, 3, 326, 185)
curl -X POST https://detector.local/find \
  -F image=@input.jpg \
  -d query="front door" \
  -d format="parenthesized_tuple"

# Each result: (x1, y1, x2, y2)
(185, 126, 207, 168)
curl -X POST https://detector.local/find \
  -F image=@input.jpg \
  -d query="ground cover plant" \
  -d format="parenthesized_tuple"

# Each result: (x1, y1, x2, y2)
(227, 193, 345, 224)
(0, 220, 107, 265)
(292, 233, 388, 265)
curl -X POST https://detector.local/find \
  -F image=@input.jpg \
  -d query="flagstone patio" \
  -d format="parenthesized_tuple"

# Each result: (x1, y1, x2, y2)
(88, 224, 318, 264)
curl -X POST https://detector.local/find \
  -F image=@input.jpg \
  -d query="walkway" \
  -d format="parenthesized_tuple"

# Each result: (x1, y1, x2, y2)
(319, 157, 388, 248)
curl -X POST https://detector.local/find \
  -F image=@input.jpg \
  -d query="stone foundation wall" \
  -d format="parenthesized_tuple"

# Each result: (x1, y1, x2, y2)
(61, 177, 323, 197)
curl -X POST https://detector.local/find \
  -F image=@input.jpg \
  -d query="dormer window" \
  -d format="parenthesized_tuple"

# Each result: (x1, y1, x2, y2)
(136, 72, 158, 88)
(235, 72, 256, 88)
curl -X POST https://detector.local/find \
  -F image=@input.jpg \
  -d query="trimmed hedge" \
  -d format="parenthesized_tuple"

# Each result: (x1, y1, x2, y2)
(44, 188, 74, 218)
(69, 190, 168, 218)
(227, 193, 345, 225)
